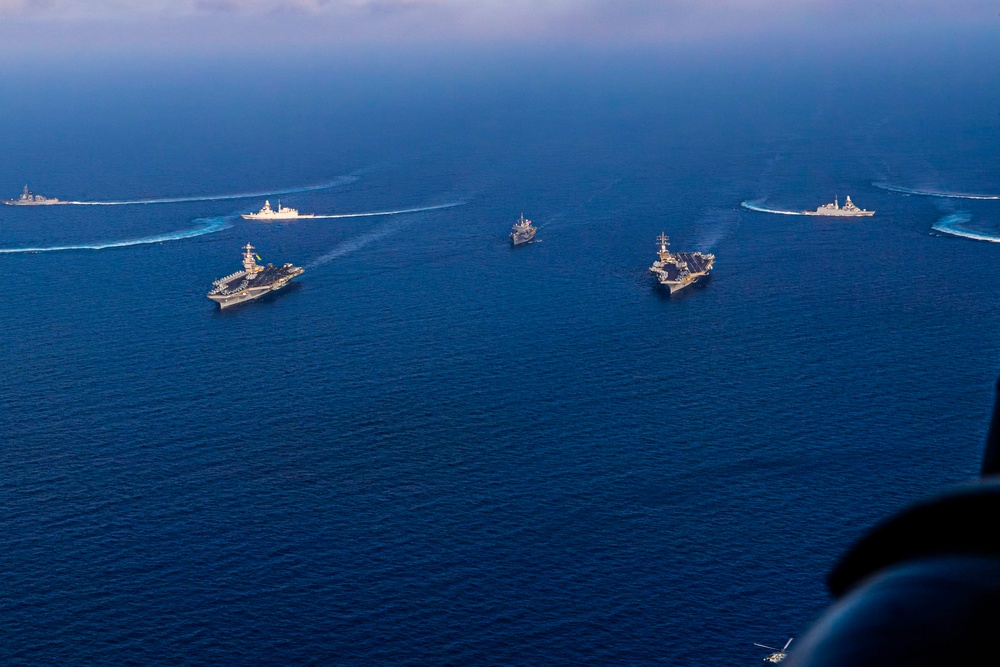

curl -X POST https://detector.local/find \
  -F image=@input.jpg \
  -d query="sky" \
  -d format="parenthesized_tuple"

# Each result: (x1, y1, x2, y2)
(0, 0, 996, 58)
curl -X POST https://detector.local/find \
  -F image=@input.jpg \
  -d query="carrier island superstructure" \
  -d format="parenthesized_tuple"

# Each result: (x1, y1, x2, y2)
(207, 244, 304, 308)
(648, 233, 715, 294)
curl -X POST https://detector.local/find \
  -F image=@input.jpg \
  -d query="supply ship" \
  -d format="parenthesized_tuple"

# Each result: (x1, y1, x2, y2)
(510, 213, 537, 245)
(207, 243, 304, 308)
(648, 233, 715, 294)
(242, 200, 315, 220)
(803, 195, 874, 217)
(3, 185, 65, 206)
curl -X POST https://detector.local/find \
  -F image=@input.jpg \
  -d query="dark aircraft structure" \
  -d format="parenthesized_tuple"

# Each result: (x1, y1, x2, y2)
(789, 379, 1000, 666)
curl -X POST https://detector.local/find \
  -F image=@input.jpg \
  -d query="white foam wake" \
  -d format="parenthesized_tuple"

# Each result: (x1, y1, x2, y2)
(0, 216, 232, 254)
(54, 174, 359, 206)
(308, 201, 464, 220)
(306, 218, 411, 269)
(932, 213, 1000, 243)
(874, 182, 1000, 200)
(740, 200, 809, 215)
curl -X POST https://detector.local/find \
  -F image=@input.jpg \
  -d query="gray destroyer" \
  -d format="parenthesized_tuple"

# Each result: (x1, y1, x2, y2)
(207, 243, 304, 309)
(3, 185, 65, 206)
(648, 233, 715, 294)
(803, 195, 873, 217)
(510, 213, 537, 245)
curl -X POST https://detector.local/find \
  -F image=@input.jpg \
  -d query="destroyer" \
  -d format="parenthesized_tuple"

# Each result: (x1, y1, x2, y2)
(648, 233, 715, 294)
(242, 200, 315, 220)
(207, 243, 304, 309)
(803, 195, 874, 217)
(510, 213, 537, 245)
(3, 185, 65, 206)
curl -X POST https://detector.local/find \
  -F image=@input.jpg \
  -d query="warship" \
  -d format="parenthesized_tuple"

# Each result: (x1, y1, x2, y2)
(242, 200, 315, 220)
(3, 185, 65, 206)
(207, 243, 304, 309)
(803, 195, 874, 217)
(648, 233, 715, 294)
(510, 213, 537, 245)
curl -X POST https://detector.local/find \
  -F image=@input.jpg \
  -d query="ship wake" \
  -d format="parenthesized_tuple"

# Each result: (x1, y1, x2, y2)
(58, 174, 360, 206)
(932, 213, 1000, 243)
(0, 216, 232, 254)
(309, 201, 464, 220)
(874, 182, 1000, 200)
(740, 200, 810, 215)
(307, 218, 411, 269)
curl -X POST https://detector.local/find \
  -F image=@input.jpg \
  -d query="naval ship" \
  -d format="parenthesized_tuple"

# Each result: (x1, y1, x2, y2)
(242, 200, 315, 220)
(3, 185, 65, 206)
(510, 213, 537, 245)
(803, 195, 874, 217)
(207, 243, 304, 308)
(648, 233, 715, 294)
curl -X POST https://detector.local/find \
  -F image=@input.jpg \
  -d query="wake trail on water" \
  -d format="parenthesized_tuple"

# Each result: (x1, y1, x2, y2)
(874, 182, 1000, 200)
(740, 200, 810, 216)
(307, 219, 410, 269)
(58, 174, 359, 206)
(0, 216, 232, 254)
(306, 201, 466, 269)
(310, 202, 464, 219)
(932, 213, 1000, 243)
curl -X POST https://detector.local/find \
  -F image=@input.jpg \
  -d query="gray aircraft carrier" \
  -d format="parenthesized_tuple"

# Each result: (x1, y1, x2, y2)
(207, 243, 304, 308)
(648, 233, 715, 294)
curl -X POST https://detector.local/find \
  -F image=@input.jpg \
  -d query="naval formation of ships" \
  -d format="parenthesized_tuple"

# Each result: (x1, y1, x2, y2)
(6, 184, 879, 307)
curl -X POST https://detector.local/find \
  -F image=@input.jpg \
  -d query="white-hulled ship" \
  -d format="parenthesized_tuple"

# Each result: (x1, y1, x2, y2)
(241, 200, 315, 220)
(510, 213, 537, 245)
(3, 185, 65, 206)
(648, 233, 715, 294)
(207, 243, 304, 309)
(803, 195, 874, 217)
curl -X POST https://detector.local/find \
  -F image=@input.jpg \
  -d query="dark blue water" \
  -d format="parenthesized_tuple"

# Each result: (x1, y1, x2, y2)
(2, 44, 999, 665)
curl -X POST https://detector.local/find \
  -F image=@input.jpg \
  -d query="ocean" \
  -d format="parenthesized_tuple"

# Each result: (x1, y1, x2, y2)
(2, 41, 999, 665)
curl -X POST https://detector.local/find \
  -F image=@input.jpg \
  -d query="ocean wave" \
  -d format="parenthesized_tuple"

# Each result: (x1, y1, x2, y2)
(54, 174, 360, 206)
(0, 216, 232, 254)
(873, 182, 1000, 200)
(740, 200, 809, 216)
(931, 213, 1000, 243)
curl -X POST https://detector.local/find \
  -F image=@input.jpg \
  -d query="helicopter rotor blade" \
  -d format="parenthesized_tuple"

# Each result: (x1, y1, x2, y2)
(754, 644, 780, 650)
(783, 638, 793, 650)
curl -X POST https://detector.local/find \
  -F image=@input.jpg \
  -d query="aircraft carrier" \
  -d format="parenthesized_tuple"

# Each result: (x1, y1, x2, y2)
(3, 185, 65, 206)
(510, 213, 537, 245)
(648, 233, 715, 294)
(207, 243, 304, 308)
(803, 195, 874, 217)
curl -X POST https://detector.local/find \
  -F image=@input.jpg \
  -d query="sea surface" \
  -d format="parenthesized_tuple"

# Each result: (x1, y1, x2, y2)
(2, 43, 999, 665)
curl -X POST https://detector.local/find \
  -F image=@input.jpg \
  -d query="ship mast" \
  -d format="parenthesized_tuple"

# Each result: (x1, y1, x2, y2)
(657, 232, 672, 261)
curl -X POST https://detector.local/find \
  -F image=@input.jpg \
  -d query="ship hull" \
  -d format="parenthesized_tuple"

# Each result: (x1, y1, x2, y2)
(207, 263, 304, 309)
(2, 200, 67, 206)
(241, 214, 316, 220)
(208, 277, 297, 308)
(802, 210, 874, 217)
(511, 229, 536, 245)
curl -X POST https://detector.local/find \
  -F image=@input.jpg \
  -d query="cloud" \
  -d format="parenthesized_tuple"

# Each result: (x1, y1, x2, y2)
(0, 0, 994, 48)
